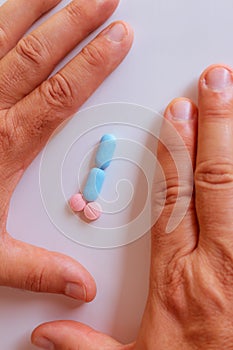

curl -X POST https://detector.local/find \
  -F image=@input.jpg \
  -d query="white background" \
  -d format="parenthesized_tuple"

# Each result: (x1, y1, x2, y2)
(0, 0, 233, 349)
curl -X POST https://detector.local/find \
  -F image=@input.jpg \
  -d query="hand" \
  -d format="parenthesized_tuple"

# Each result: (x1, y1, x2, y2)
(32, 64, 233, 350)
(0, 0, 133, 301)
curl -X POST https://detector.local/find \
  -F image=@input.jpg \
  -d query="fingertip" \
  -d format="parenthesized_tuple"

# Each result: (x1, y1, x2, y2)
(61, 259, 97, 302)
(31, 321, 124, 349)
(164, 97, 198, 122)
(1, 238, 97, 302)
(84, 278, 97, 302)
(97, 0, 120, 14)
(92, 0, 121, 27)
(47, 254, 97, 302)
(96, 20, 134, 68)
(31, 322, 90, 348)
(41, 0, 62, 14)
(122, 21, 135, 41)
(199, 63, 233, 90)
(102, 20, 134, 47)
(31, 323, 54, 350)
(126, 22, 135, 49)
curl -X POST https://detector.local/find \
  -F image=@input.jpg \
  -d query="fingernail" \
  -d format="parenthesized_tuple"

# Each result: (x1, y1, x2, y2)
(169, 100, 196, 121)
(33, 337, 54, 350)
(104, 22, 127, 42)
(65, 283, 86, 301)
(205, 67, 233, 91)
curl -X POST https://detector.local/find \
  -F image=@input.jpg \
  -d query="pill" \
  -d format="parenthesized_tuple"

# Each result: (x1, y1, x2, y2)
(83, 168, 106, 202)
(69, 193, 86, 212)
(84, 202, 102, 221)
(95, 134, 116, 170)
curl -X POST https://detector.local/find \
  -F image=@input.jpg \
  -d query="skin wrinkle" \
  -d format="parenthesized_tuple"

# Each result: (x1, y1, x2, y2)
(1, 1, 233, 349)
(0, 0, 134, 320)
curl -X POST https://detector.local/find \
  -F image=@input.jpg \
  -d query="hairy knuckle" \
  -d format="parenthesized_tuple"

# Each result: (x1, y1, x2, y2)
(81, 43, 107, 70)
(16, 34, 47, 66)
(195, 159, 233, 189)
(42, 73, 74, 109)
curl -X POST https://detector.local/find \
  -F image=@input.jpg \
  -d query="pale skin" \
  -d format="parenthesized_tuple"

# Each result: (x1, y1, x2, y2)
(0, 1, 233, 350)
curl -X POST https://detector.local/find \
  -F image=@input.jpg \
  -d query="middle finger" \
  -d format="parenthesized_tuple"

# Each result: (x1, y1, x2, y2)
(196, 64, 233, 247)
(0, 0, 119, 109)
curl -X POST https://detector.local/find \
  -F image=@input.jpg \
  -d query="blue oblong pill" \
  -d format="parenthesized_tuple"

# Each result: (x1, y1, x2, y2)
(95, 134, 116, 170)
(83, 168, 106, 202)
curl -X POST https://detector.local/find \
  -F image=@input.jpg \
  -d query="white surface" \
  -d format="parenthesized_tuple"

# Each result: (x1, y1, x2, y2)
(1, 0, 233, 349)
(40, 103, 161, 248)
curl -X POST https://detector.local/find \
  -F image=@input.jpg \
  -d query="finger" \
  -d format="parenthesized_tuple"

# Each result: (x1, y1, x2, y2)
(0, 0, 119, 109)
(152, 98, 198, 268)
(196, 64, 233, 247)
(0, 0, 61, 59)
(7, 21, 133, 168)
(31, 321, 135, 350)
(0, 235, 96, 301)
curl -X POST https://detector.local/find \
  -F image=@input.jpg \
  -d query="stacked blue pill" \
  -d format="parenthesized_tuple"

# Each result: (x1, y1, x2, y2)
(83, 168, 105, 202)
(95, 134, 116, 170)
(83, 134, 116, 202)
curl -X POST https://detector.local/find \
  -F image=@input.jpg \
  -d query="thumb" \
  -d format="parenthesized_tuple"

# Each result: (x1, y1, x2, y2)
(31, 321, 135, 350)
(0, 235, 96, 301)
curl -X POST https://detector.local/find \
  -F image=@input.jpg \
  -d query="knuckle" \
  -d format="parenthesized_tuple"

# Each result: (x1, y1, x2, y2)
(81, 43, 107, 70)
(165, 181, 179, 206)
(16, 34, 47, 66)
(0, 118, 15, 153)
(0, 114, 27, 174)
(41, 73, 74, 110)
(195, 159, 233, 189)
(202, 105, 232, 120)
(154, 177, 193, 209)
(161, 138, 187, 153)
(65, 1, 83, 22)
(0, 26, 10, 54)
(24, 268, 47, 292)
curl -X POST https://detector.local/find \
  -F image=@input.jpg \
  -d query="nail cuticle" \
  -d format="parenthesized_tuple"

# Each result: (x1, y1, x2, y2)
(169, 100, 196, 121)
(65, 282, 87, 301)
(205, 67, 233, 91)
(103, 22, 128, 42)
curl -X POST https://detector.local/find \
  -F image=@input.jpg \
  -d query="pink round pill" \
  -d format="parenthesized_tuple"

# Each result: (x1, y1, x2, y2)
(69, 193, 86, 212)
(84, 202, 102, 221)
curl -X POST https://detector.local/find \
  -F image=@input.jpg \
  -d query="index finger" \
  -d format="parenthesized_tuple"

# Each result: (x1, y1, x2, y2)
(5, 21, 133, 169)
(195, 64, 233, 247)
